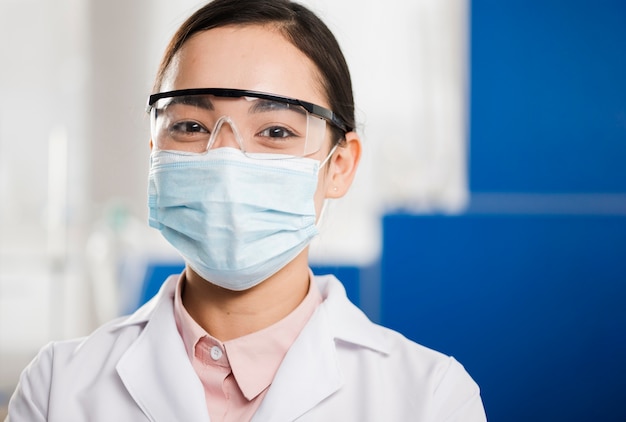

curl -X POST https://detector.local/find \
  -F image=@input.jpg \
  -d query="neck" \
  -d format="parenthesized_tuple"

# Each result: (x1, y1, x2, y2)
(181, 250, 310, 341)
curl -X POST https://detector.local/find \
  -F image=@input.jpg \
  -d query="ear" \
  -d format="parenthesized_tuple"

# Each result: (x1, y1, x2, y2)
(149, 139, 154, 150)
(325, 131, 362, 198)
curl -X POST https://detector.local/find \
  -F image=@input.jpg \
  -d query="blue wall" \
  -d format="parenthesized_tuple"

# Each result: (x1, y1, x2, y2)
(381, 214, 626, 421)
(469, 0, 626, 194)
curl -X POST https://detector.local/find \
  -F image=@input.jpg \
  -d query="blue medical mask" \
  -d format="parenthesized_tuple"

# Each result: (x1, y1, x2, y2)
(148, 147, 332, 291)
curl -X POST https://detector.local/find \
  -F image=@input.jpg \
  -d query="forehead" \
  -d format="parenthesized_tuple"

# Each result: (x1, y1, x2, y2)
(161, 25, 328, 108)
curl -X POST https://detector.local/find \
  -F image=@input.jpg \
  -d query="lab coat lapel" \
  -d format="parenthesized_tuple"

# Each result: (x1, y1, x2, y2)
(251, 304, 342, 422)
(116, 277, 209, 422)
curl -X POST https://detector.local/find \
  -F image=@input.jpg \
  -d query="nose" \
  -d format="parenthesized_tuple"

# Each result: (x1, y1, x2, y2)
(207, 116, 245, 151)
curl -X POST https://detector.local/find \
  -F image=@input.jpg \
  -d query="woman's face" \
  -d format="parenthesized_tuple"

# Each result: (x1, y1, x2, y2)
(160, 24, 335, 216)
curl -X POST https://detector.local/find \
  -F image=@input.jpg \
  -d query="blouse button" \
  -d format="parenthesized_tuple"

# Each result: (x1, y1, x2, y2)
(210, 345, 223, 360)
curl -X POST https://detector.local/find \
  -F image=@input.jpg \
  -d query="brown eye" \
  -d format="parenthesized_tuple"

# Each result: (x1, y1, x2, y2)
(258, 126, 295, 138)
(171, 121, 209, 134)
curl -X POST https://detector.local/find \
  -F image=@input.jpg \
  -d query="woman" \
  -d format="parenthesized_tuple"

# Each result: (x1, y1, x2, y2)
(7, 0, 486, 421)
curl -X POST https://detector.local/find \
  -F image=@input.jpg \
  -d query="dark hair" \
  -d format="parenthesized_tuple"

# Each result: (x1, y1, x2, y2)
(153, 0, 354, 143)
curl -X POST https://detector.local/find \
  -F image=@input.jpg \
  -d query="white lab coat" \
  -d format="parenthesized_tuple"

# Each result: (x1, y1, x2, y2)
(7, 274, 486, 421)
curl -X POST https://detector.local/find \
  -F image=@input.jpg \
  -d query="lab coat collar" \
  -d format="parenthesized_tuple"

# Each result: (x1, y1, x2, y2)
(316, 275, 391, 355)
(252, 275, 390, 421)
(251, 285, 341, 422)
(115, 275, 210, 422)
(112, 273, 390, 422)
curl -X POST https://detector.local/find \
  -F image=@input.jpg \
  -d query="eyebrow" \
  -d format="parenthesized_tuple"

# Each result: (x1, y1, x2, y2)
(164, 95, 308, 118)
(248, 99, 307, 116)
(167, 96, 214, 110)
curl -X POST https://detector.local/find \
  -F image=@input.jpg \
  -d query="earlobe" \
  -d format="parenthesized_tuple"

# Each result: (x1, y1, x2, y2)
(326, 131, 362, 198)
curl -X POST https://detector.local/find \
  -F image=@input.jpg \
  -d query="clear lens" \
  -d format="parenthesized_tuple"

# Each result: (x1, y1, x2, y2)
(150, 94, 327, 159)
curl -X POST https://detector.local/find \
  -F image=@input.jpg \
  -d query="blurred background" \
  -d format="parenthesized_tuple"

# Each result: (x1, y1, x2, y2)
(0, 0, 624, 420)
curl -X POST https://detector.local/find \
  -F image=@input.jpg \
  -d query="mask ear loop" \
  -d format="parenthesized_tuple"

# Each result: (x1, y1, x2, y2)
(315, 143, 340, 227)
(319, 143, 339, 168)
(316, 199, 330, 228)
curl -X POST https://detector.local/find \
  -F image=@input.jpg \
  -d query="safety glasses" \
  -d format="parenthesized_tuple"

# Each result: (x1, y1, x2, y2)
(147, 88, 350, 159)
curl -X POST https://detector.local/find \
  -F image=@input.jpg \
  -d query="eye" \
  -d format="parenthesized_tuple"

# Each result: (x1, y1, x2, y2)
(170, 120, 209, 135)
(258, 126, 296, 138)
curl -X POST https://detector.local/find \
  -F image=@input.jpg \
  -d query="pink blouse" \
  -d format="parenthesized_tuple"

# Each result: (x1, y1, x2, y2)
(173, 273, 322, 422)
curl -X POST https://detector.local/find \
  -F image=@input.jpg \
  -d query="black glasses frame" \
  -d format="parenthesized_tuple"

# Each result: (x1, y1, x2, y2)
(147, 88, 352, 133)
